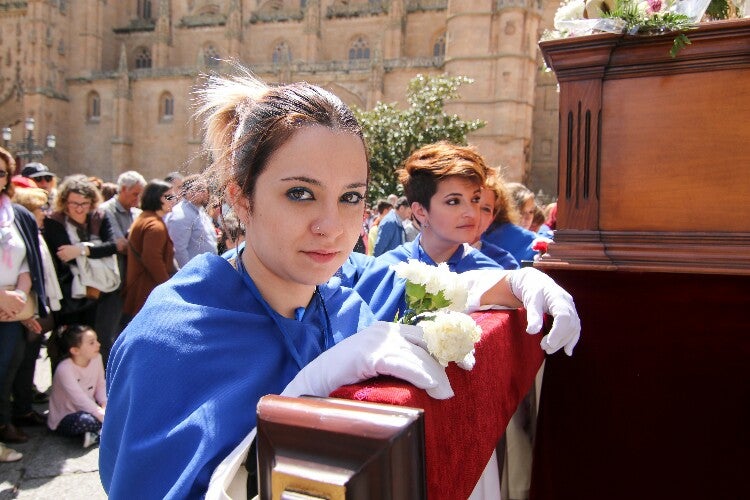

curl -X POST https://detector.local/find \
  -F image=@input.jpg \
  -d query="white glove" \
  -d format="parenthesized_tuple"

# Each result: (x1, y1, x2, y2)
(458, 269, 516, 313)
(281, 321, 454, 400)
(507, 267, 581, 356)
(398, 323, 476, 371)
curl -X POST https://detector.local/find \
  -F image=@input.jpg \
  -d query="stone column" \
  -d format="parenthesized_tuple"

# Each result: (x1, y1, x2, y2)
(226, 0, 242, 58)
(153, 0, 172, 68)
(445, 0, 541, 180)
(383, 0, 405, 60)
(303, 0, 322, 61)
(111, 44, 133, 177)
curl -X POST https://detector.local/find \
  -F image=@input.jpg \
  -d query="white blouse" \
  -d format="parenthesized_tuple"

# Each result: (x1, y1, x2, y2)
(0, 222, 29, 288)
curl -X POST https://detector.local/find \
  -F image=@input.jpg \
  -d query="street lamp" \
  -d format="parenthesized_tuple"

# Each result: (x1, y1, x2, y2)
(2, 117, 56, 169)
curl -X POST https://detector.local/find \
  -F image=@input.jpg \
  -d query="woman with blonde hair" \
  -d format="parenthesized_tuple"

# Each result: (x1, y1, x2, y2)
(482, 180, 540, 265)
(12, 187, 63, 320)
(9, 187, 63, 430)
(470, 169, 520, 269)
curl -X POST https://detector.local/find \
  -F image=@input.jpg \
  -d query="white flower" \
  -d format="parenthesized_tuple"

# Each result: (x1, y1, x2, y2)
(419, 311, 482, 368)
(391, 259, 433, 286)
(442, 280, 469, 312)
(423, 266, 446, 295)
(392, 259, 470, 311)
(554, 0, 587, 30)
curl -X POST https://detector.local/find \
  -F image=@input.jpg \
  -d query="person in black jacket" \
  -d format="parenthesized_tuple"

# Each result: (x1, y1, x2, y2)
(42, 175, 119, 367)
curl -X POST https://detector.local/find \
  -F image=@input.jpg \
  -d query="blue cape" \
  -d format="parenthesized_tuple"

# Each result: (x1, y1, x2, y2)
(339, 236, 502, 322)
(476, 240, 520, 270)
(481, 222, 538, 264)
(100, 253, 373, 499)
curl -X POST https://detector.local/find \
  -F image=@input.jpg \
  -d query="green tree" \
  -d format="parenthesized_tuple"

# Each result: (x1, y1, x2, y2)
(354, 74, 486, 200)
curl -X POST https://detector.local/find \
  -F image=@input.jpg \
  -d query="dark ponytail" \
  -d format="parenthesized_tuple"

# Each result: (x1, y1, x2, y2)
(49, 324, 92, 373)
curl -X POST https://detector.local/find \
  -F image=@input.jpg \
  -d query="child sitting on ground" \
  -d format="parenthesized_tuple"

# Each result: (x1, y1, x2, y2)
(47, 325, 106, 448)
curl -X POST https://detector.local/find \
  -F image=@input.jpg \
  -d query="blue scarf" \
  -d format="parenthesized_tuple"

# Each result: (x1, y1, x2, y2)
(100, 253, 373, 499)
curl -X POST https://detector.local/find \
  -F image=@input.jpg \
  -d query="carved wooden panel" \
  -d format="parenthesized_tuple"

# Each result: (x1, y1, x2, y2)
(538, 19, 750, 275)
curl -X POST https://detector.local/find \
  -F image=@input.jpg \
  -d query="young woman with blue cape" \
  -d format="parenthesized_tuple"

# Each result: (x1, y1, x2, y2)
(325, 142, 579, 500)
(100, 68, 580, 499)
(336, 143, 577, 342)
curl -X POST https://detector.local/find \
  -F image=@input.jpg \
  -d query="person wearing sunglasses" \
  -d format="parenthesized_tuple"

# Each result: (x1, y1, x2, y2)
(122, 180, 177, 321)
(21, 163, 58, 212)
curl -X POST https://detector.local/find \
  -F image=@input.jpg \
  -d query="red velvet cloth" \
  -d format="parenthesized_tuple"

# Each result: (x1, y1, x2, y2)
(330, 310, 545, 499)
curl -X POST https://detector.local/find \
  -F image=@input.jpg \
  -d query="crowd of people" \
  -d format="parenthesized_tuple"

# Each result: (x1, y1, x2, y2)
(1, 67, 574, 500)
(0, 157, 241, 461)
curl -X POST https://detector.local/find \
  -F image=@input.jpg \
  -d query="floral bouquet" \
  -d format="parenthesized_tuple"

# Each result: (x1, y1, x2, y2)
(391, 260, 482, 369)
(545, 0, 715, 56)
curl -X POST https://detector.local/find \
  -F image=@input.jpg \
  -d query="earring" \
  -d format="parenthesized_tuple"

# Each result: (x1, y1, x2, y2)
(314, 225, 324, 235)
(423, 221, 429, 229)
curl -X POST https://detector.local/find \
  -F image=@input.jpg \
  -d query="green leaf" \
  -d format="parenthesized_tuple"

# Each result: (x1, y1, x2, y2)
(405, 281, 426, 301)
(430, 290, 451, 310)
(670, 33, 691, 58)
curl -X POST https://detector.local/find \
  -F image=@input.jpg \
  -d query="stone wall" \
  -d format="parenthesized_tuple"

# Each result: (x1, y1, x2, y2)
(1, 0, 561, 197)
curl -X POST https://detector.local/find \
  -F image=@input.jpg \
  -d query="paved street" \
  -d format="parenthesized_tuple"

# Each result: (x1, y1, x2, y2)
(0, 347, 106, 499)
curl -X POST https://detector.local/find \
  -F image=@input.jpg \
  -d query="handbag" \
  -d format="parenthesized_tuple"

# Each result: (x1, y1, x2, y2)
(1, 285, 37, 322)
(64, 218, 121, 299)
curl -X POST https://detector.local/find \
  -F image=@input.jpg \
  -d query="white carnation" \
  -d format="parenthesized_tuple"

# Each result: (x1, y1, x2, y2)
(443, 280, 469, 312)
(420, 311, 482, 368)
(423, 270, 445, 295)
(392, 259, 433, 286)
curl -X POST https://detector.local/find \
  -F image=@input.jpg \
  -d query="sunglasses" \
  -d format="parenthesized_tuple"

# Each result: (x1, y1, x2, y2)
(36, 175, 54, 182)
(162, 194, 177, 201)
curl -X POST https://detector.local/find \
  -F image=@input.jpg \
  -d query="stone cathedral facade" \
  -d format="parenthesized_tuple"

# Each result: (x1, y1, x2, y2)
(0, 0, 561, 194)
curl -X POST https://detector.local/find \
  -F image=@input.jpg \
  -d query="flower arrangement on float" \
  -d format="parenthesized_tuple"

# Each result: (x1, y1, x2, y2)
(391, 260, 481, 369)
(543, 0, 748, 57)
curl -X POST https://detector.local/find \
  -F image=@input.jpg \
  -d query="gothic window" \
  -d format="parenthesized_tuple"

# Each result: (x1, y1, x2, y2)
(58, 39, 65, 55)
(160, 92, 174, 122)
(300, 0, 307, 8)
(138, 0, 152, 20)
(272, 41, 291, 64)
(433, 32, 446, 58)
(87, 91, 101, 122)
(204, 44, 220, 67)
(135, 47, 152, 68)
(348, 37, 370, 61)
(59, 0, 67, 15)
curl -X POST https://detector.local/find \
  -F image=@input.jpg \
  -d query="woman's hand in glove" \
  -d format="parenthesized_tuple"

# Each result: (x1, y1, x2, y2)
(281, 321, 454, 400)
(507, 267, 581, 356)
